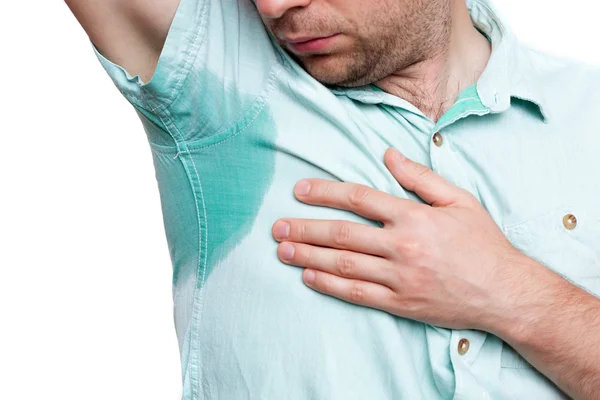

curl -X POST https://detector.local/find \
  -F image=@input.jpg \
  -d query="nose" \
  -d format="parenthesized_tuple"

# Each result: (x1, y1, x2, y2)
(255, 0, 311, 19)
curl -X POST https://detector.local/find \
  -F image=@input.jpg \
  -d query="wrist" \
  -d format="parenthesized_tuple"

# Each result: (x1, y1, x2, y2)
(484, 254, 563, 344)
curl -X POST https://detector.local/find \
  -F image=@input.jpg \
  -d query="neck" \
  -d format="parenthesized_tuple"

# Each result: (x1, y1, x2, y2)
(374, 1, 491, 122)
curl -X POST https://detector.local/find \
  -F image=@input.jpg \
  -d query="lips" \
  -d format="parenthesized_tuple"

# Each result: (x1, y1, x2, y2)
(283, 34, 340, 54)
(285, 35, 326, 44)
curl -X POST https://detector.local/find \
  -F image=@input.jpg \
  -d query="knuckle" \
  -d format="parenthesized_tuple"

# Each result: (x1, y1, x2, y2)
(332, 222, 352, 246)
(416, 166, 431, 180)
(349, 283, 365, 303)
(396, 298, 419, 316)
(297, 223, 308, 242)
(321, 276, 333, 293)
(411, 267, 435, 290)
(320, 182, 332, 199)
(394, 238, 424, 260)
(336, 252, 356, 277)
(349, 185, 370, 207)
(413, 168, 432, 192)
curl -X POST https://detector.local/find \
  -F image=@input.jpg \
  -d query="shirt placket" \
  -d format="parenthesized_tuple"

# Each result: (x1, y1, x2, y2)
(429, 100, 495, 400)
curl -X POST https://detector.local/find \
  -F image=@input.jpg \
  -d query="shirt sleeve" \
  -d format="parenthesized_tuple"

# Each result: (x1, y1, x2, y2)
(91, 0, 282, 147)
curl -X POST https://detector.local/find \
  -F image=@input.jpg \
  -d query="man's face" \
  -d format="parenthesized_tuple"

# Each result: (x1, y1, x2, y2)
(256, 0, 452, 87)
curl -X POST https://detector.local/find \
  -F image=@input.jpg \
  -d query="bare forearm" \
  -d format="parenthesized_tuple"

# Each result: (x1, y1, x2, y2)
(490, 256, 600, 400)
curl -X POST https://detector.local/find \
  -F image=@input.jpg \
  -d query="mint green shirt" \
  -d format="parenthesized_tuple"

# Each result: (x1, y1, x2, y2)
(92, 0, 600, 398)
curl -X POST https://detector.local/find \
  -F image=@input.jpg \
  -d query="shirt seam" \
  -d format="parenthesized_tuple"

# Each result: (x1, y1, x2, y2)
(148, 62, 284, 154)
(144, 0, 209, 114)
(152, 106, 208, 400)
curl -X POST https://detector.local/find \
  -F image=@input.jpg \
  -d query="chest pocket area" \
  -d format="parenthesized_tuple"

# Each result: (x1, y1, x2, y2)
(500, 206, 600, 368)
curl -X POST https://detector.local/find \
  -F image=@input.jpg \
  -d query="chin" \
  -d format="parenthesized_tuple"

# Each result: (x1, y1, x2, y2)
(299, 50, 375, 87)
(301, 54, 368, 87)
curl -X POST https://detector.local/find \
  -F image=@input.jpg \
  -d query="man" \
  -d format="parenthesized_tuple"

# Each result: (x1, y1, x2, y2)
(65, 0, 600, 398)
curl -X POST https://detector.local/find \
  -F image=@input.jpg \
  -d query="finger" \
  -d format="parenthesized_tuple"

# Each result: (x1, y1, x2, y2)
(300, 266, 397, 311)
(384, 147, 472, 207)
(272, 218, 394, 257)
(277, 241, 394, 287)
(293, 178, 416, 225)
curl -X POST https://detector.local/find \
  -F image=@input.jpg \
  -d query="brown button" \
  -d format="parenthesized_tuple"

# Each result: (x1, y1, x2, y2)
(563, 213, 577, 230)
(432, 132, 443, 147)
(457, 338, 470, 355)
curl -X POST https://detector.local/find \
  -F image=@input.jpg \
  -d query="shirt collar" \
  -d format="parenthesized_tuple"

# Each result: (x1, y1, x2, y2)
(331, 0, 550, 123)
(468, 0, 549, 122)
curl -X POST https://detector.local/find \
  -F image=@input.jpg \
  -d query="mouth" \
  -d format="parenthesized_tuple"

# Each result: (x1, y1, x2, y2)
(283, 34, 341, 54)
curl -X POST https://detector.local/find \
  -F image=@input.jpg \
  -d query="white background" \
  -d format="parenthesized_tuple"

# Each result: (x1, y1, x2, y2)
(0, 1, 598, 399)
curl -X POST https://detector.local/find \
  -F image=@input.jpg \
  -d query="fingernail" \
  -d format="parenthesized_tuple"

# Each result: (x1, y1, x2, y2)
(294, 180, 311, 196)
(274, 220, 290, 239)
(279, 242, 295, 260)
(304, 269, 316, 284)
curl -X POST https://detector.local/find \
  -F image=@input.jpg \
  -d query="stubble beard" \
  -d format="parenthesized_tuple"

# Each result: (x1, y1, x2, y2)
(291, 25, 432, 88)
(285, 1, 452, 88)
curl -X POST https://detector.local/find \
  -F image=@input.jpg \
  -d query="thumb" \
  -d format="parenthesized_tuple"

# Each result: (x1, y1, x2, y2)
(384, 147, 471, 207)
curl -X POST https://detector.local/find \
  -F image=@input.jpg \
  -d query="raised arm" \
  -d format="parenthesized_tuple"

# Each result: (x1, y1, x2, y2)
(64, 0, 180, 83)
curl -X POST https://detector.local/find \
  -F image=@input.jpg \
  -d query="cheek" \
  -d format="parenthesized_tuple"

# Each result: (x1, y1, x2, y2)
(257, 17, 275, 39)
